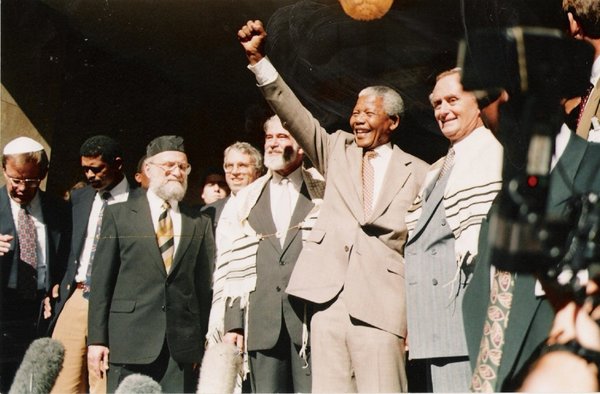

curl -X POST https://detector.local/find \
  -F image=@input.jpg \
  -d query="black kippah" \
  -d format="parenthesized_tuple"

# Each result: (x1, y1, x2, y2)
(146, 135, 185, 157)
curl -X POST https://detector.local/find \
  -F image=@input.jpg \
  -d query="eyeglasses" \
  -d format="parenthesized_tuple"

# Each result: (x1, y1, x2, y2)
(223, 162, 252, 173)
(7, 177, 42, 188)
(149, 161, 191, 175)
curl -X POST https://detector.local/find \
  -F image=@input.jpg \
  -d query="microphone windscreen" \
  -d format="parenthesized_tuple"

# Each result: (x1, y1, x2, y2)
(197, 342, 243, 394)
(9, 337, 65, 394)
(115, 373, 162, 394)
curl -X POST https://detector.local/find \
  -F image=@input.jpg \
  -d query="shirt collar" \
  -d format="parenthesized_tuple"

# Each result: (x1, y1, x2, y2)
(101, 177, 129, 203)
(8, 189, 42, 217)
(271, 166, 303, 188)
(451, 126, 491, 158)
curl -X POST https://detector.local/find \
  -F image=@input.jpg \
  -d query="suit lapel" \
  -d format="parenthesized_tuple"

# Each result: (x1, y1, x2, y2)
(341, 144, 365, 220)
(130, 195, 167, 276)
(248, 182, 281, 254)
(282, 181, 314, 251)
(370, 146, 412, 220)
(577, 84, 600, 140)
(548, 133, 587, 211)
(172, 206, 195, 275)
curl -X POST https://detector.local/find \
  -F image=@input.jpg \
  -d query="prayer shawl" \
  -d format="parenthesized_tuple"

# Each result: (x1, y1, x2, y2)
(406, 127, 503, 269)
(205, 166, 325, 389)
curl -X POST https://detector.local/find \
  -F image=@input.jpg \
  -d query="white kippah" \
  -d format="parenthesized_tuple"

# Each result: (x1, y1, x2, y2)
(3, 137, 45, 155)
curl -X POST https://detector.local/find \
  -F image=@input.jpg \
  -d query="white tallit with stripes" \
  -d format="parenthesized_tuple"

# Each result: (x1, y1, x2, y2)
(405, 127, 503, 268)
(205, 166, 325, 389)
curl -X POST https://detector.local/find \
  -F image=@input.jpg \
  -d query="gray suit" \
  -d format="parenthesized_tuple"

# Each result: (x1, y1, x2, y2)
(259, 75, 428, 391)
(405, 171, 471, 392)
(224, 177, 313, 392)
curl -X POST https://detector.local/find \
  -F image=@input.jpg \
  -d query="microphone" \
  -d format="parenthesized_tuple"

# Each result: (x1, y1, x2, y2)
(115, 373, 162, 394)
(197, 342, 243, 393)
(9, 337, 65, 394)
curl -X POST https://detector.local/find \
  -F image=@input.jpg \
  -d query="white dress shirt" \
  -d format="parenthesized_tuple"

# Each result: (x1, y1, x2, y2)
(75, 178, 130, 282)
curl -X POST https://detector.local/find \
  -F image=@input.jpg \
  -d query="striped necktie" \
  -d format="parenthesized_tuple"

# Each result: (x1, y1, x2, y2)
(157, 201, 174, 273)
(362, 150, 378, 218)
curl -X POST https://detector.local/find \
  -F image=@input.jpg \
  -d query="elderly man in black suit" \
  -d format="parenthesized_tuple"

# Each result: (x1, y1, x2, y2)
(50, 135, 131, 394)
(0, 137, 71, 392)
(87, 135, 215, 393)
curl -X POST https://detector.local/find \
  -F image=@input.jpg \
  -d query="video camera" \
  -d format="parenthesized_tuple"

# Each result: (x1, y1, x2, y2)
(458, 27, 599, 298)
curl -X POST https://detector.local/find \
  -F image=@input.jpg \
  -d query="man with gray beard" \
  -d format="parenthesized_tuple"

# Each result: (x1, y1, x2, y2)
(87, 136, 215, 393)
(206, 115, 324, 392)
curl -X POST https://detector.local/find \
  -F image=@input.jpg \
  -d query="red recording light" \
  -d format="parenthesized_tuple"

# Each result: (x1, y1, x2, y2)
(527, 175, 539, 188)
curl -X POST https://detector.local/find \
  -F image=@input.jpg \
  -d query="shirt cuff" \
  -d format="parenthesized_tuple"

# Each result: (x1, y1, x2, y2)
(247, 57, 278, 86)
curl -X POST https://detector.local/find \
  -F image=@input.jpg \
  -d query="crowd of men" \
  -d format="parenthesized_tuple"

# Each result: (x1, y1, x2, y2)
(1, 0, 599, 392)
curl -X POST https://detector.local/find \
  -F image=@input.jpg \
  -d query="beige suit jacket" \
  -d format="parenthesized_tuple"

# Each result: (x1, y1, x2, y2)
(260, 76, 428, 338)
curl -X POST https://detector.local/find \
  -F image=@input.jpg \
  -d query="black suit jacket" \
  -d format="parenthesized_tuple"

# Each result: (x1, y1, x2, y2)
(463, 134, 600, 391)
(224, 180, 314, 351)
(0, 186, 71, 322)
(200, 195, 229, 234)
(50, 184, 138, 331)
(88, 191, 215, 364)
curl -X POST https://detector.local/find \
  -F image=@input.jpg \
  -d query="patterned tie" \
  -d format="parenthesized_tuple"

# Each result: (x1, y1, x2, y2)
(437, 146, 455, 181)
(274, 177, 291, 246)
(470, 269, 515, 392)
(576, 82, 594, 128)
(362, 150, 378, 218)
(84, 191, 111, 298)
(157, 201, 174, 273)
(17, 205, 37, 299)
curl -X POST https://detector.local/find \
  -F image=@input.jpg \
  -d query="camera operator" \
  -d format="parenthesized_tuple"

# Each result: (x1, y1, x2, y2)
(460, 27, 600, 392)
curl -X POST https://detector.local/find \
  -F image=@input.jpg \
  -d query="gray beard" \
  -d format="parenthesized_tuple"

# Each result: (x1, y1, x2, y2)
(150, 178, 187, 202)
(264, 150, 297, 172)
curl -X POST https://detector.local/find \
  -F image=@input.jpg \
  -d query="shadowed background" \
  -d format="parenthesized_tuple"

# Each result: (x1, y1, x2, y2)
(1, 0, 563, 204)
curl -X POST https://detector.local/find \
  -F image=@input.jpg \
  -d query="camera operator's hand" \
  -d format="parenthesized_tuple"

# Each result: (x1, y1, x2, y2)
(520, 279, 599, 392)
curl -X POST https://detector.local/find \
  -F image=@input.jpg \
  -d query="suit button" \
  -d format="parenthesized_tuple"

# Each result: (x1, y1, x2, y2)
(431, 248, 437, 255)
(344, 245, 349, 252)
(432, 279, 438, 286)
(165, 281, 170, 287)
(441, 219, 447, 226)
(279, 259, 285, 265)
(276, 286, 281, 292)
(161, 305, 166, 311)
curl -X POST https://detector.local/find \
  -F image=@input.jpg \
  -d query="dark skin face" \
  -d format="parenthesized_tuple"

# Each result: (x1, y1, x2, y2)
(349, 94, 399, 149)
(3, 158, 45, 205)
(81, 155, 123, 191)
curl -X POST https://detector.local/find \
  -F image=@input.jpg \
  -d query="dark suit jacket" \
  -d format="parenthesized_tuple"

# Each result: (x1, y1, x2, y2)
(463, 133, 600, 391)
(87, 191, 215, 364)
(200, 195, 229, 234)
(0, 186, 71, 323)
(224, 179, 313, 351)
(50, 184, 138, 332)
(261, 76, 428, 338)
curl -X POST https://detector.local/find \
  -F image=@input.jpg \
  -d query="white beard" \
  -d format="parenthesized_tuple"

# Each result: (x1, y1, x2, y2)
(264, 150, 298, 172)
(150, 177, 187, 202)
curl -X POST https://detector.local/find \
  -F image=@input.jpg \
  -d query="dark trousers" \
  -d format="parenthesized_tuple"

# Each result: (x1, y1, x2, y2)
(248, 325, 311, 393)
(0, 288, 46, 392)
(107, 339, 197, 393)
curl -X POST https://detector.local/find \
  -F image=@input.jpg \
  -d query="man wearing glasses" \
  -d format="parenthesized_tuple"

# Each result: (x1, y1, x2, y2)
(49, 135, 131, 394)
(87, 135, 214, 393)
(0, 137, 71, 392)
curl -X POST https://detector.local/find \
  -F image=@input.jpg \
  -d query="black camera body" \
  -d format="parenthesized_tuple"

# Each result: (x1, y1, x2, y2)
(458, 27, 598, 294)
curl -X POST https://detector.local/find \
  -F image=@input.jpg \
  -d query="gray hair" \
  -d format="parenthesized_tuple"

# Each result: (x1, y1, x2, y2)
(358, 86, 405, 117)
(223, 141, 264, 174)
